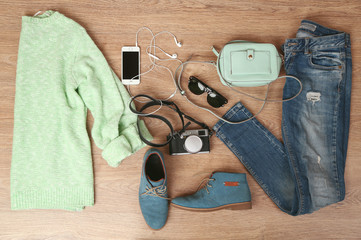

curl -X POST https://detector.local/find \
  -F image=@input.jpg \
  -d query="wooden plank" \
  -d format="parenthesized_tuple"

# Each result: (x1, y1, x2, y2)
(1, 1, 361, 239)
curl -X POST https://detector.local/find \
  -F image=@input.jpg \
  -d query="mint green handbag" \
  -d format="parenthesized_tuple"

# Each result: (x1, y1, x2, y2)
(212, 41, 282, 87)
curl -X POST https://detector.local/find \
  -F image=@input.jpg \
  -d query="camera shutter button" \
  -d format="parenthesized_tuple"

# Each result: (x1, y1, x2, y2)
(184, 135, 203, 154)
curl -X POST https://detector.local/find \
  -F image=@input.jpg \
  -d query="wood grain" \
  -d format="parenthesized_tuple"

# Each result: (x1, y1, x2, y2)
(1, 0, 361, 239)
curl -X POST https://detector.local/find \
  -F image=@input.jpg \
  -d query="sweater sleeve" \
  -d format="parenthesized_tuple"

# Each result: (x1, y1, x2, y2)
(72, 29, 152, 167)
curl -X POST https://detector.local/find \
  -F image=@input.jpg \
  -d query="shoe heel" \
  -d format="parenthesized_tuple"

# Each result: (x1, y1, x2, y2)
(225, 202, 252, 210)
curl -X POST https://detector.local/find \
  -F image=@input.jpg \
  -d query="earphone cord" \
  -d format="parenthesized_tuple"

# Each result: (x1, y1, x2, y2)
(127, 27, 181, 105)
(127, 27, 156, 103)
(129, 27, 303, 124)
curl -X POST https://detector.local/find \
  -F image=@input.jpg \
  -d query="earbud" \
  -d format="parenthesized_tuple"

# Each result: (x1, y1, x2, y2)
(148, 53, 160, 60)
(162, 52, 178, 59)
(148, 52, 177, 60)
(173, 37, 182, 47)
(176, 40, 182, 47)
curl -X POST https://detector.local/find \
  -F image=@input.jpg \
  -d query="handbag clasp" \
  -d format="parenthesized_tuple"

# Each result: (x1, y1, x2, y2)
(247, 49, 254, 60)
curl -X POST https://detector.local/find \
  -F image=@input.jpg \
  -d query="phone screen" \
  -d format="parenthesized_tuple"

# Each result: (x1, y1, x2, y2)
(122, 51, 139, 80)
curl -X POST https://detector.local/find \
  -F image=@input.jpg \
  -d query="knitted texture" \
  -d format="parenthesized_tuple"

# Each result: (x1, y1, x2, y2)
(11, 11, 152, 210)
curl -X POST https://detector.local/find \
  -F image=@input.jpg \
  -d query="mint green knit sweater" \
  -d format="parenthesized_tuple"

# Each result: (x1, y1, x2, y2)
(11, 11, 151, 210)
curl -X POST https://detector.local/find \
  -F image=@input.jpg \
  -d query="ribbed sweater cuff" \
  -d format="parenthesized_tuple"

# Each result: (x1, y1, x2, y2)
(102, 120, 152, 167)
(11, 186, 94, 211)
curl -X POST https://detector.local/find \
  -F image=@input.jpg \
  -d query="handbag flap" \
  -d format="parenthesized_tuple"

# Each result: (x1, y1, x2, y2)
(230, 50, 271, 75)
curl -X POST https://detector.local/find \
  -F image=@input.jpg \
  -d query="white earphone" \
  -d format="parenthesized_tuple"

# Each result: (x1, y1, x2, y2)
(127, 27, 183, 104)
(174, 38, 182, 47)
(148, 53, 178, 60)
(148, 53, 160, 60)
(146, 34, 182, 60)
(147, 45, 178, 60)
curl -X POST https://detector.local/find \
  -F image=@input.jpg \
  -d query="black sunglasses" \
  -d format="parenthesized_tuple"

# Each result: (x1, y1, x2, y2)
(188, 76, 228, 108)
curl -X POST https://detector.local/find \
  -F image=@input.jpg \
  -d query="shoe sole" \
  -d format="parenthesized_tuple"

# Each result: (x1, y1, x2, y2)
(170, 201, 252, 212)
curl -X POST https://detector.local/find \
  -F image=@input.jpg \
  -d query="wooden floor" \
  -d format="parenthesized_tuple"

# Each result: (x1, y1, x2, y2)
(1, 1, 361, 239)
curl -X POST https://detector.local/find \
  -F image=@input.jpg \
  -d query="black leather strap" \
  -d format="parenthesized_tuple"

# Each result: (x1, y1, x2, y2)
(129, 94, 212, 147)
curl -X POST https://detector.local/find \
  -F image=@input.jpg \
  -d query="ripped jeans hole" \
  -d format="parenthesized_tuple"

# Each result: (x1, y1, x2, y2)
(306, 91, 321, 105)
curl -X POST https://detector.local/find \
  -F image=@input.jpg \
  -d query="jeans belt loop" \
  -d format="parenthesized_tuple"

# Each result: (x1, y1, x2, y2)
(304, 38, 310, 54)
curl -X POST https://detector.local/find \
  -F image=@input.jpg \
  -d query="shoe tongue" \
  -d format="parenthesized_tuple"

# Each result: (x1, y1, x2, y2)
(148, 177, 165, 187)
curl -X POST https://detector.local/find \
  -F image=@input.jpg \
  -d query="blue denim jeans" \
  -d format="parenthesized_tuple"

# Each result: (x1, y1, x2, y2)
(213, 20, 352, 215)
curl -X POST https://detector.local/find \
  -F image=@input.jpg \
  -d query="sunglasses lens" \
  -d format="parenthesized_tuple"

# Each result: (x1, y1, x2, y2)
(188, 80, 205, 95)
(207, 93, 227, 108)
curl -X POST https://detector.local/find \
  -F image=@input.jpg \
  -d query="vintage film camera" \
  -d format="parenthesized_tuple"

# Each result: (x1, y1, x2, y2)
(168, 129, 210, 155)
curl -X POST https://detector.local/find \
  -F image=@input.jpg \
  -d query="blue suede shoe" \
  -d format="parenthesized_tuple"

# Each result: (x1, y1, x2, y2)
(139, 149, 169, 230)
(171, 172, 251, 211)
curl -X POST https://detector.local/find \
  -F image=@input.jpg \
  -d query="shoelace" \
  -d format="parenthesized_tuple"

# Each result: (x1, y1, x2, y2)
(141, 185, 172, 200)
(196, 178, 215, 194)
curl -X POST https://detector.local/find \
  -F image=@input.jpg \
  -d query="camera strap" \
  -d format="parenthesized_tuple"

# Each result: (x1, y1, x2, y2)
(129, 94, 212, 147)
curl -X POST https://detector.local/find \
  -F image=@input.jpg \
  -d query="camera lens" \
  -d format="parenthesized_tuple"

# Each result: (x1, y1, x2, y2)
(184, 135, 203, 154)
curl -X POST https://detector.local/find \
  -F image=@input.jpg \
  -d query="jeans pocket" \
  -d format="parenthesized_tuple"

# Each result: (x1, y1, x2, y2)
(308, 50, 343, 70)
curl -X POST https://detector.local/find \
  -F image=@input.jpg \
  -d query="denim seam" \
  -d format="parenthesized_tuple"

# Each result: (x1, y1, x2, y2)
(281, 117, 305, 215)
(216, 131, 286, 212)
(213, 103, 243, 132)
(338, 50, 350, 199)
(286, 32, 346, 43)
(286, 45, 346, 53)
(284, 52, 296, 73)
(310, 45, 345, 50)
(332, 61, 345, 201)
(213, 103, 248, 136)
(332, 96, 340, 200)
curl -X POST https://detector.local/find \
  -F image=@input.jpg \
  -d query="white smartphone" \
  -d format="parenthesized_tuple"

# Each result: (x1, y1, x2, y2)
(121, 46, 140, 85)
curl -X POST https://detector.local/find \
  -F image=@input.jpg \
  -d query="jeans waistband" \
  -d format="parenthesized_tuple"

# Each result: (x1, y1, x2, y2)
(283, 20, 351, 52)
